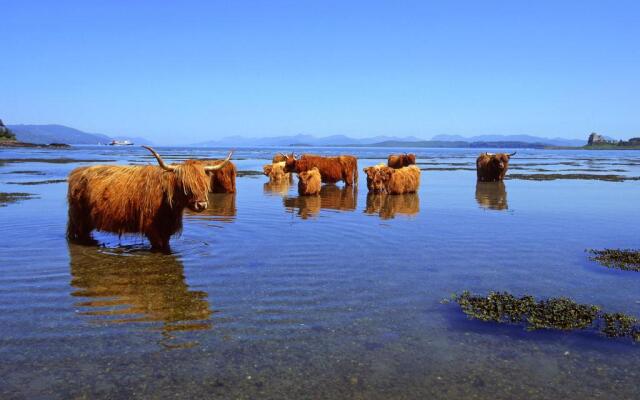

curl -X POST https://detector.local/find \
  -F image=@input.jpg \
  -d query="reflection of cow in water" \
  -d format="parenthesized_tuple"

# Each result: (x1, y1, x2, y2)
(365, 192, 420, 219)
(475, 181, 508, 211)
(283, 185, 357, 219)
(68, 244, 212, 346)
(186, 192, 237, 222)
(263, 179, 293, 197)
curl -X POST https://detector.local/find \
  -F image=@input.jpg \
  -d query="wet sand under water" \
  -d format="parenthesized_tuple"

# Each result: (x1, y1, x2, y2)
(1, 146, 640, 399)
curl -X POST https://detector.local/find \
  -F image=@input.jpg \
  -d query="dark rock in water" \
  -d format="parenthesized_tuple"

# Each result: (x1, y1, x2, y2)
(0, 192, 37, 207)
(0, 141, 71, 148)
(0, 118, 16, 140)
(588, 249, 640, 271)
(453, 291, 640, 342)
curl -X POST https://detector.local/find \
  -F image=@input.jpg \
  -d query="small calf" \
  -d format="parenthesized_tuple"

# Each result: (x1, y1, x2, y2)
(297, 167, 321, 196)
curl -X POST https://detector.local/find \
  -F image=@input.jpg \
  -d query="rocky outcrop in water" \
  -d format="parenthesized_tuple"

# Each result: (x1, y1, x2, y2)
(0, 119, 16, 140)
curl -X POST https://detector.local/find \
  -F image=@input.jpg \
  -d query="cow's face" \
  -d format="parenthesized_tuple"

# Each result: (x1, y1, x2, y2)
(263, 164, 273, 176)
(406, 154, 416, 165)
(282, 153, 297, 173)
(371, 167, 394, 192)
(492, 154, 511, 172)
(177, 161, 211, 213)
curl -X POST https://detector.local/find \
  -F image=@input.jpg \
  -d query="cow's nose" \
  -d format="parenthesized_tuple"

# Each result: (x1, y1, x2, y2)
(194, 201, 208, 212)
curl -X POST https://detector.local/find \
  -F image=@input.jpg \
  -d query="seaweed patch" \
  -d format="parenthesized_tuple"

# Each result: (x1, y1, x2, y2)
(453, 291, 640, 341)
(0, 192, 37, 207)
(507, 173, 640, 182)
(588, 249, 640, 271)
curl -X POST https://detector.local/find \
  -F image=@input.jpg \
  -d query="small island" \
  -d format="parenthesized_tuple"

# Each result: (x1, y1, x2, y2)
(583, 132, 640, 150)
(0, 119, 70, 148)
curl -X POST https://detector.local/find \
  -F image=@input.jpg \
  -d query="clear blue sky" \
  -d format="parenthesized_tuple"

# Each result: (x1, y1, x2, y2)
(1, 1, 639, 144)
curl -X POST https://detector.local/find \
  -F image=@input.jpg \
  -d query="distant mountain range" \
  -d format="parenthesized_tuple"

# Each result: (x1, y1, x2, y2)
(7, 124, 153, 145)
(194, 133, 586, 147)
(193, 134, 423, 147)
(4, 123, 590, 148)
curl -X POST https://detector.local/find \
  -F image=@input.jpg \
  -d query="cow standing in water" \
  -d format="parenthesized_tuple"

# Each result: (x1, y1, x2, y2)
(297, 167, 321, 196)
(476, 152, 516, 182)
(283, 153, 358, 186)
(387, 153, 416, 169)
(67, 146, 232, 252)
(206, 158, 237, 193)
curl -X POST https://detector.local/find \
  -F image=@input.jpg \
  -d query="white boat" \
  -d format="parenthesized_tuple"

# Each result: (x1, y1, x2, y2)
(108, 139, 134, 146)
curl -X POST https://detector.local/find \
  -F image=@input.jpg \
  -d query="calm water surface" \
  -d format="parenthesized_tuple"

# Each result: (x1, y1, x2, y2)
(1, 146, 640, 399)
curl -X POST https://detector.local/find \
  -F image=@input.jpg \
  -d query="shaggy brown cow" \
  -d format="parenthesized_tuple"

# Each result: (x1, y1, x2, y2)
(476, 152, 516, 182)
(67, 146, 232, 252)
(206, 159, 236, 193)
(363, 164, 386, 191)
(263, 161, 292, 183)
(283, 153, 358, 185)
(387, 153, 416, 169)
(297, 167, 321, 196)
(367, 165, 420, 194)
(365, 192, 420, 219)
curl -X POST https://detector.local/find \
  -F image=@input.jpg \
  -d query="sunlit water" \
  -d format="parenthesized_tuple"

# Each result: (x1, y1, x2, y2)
(1, 146, 640, 399)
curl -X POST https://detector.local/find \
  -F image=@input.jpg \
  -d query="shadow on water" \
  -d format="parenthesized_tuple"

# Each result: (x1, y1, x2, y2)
(187, 192, 237, 222)
(475, 181, 508, 211)
(283, 184, 357, 219)
(364, 192, 420, 220)
(68, 244, 213, 348)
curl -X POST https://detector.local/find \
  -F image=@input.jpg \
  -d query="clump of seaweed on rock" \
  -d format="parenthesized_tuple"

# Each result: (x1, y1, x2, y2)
(587, 249, 640, 272)
(454, 291, 639, 342)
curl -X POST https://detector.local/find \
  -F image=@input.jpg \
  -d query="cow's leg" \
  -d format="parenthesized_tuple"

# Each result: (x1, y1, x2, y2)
(146, 231, 171, 254)
(67, 202, 94, 243)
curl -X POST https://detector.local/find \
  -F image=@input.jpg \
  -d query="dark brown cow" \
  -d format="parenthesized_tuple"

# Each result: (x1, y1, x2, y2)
(206, 159, 236, 193)
(476, 152, 516, 182)
(283, 153, 358, 185)
(67, 146, 232, 252)
(387, 153, 416, 169)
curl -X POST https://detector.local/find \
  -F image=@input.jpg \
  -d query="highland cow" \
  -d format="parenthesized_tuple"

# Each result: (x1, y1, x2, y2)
(272, 153, 288, 163)
(263, 161, 292, 183)
(363, 164, 386, 191)
(476, 152, 516, 182)
(206, 159, 236, 193)
(367, 165, 421, 194)
(297, 167, 321, 196)
(67, 146, 232, 252)
(387, 153, 416, 169)
(283, 153, 358, 185)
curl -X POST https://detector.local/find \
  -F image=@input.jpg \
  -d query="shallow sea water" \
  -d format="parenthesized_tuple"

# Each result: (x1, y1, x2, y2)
(1, 146, 640, 399)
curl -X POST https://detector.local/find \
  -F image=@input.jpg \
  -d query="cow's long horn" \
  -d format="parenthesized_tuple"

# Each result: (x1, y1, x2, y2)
(509, 151, 517, 156)
(143, 146, 175, 171)
(204, 151, 234, 172)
